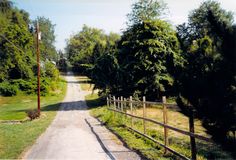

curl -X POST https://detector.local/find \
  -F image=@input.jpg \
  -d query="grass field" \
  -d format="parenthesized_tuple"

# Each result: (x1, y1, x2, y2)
(86, 93, 234, 160)
(0, 79, 67, 159)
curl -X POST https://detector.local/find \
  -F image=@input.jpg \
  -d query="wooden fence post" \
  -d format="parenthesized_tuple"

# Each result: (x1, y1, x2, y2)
(130, 96, 133, 129)
(143, 96, 146, 134)
(113, 96, 116, 119)
(121, 96, 123, 112)
(109, 94, 111, 107)
(107, 97, 109, 108)
(120, 96, 124, 123)
(124, 98, 127, 118)
(162, 96, 169, 154)
(189, 109, 197, 160)
(117, 97, 120, 111)
(113, 96, 116, 109)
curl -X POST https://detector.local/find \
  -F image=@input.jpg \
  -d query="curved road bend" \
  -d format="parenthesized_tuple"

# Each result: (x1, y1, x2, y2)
(23, 72, 141, 160)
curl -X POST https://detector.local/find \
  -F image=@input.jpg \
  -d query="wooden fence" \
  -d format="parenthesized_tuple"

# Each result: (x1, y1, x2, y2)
(106, 95, 213, 160)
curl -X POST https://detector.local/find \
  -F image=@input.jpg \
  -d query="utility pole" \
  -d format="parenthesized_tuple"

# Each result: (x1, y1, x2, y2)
(36, 21, 41, 114)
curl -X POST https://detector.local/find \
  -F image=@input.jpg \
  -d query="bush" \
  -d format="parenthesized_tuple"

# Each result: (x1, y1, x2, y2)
(0, 82, 18, 96)
(11, 78, 52, 96)
(44, 62, 59, 80)
(26, 109, 40, 120)
(11, 79, 36, 94)
(0, 76, 61, 96)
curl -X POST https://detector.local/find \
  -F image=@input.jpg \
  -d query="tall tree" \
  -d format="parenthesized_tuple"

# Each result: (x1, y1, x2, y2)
(66, 25, 120, 73)
(117, 20, 182, 99)
(127, 0, 167, 26)
(176, 1, 236, 140)
(33, 17, 57, 61)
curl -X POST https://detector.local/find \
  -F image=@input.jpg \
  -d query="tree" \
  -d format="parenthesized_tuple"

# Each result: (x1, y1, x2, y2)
(0, 6, 35, 82)
(0, 1, 60, 96)
(33, 17, 57, 61)
(177, 0, 234, 53)
(176, 1, 236, 140)
(66, 25, 106, 66)
(66, 25, 120, 73)
(127, 0, 167, 26)
(90, 52, 121, 95)
(0, 0, 12, 13)
(117, 20, 182, 99)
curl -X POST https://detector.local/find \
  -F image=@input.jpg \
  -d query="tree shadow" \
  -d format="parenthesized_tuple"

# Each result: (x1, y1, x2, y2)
(13, 98, 105, 114)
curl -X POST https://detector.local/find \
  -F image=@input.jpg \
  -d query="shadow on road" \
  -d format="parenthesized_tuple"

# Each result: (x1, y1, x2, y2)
(85, 118, 116, 160)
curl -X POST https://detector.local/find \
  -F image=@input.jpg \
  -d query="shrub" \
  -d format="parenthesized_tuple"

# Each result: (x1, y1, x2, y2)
(44, 61, 59, 80)
(26, 109, 40, 120)
(40, 78, 51, 96)
(11, 79, 36, 94)
(0, 82, 18, 96)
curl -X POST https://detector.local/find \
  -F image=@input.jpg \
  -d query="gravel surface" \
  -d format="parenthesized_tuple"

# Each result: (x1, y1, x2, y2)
(23, 72, 141, 160)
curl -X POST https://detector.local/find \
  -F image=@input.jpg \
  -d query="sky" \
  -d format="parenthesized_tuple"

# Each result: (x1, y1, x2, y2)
(12, 0, 236, 51)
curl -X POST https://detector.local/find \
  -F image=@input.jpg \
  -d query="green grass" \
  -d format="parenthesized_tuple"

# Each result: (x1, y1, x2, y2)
(86, 93, 176, 160)
(0, 79, 67, 159)
(76, 76, 94, 91)
(86, 93, 234, 160)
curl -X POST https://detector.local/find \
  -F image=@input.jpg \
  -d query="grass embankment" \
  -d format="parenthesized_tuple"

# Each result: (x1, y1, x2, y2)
(0, 78, 67, 159)
(86, 93, 233, 160)
(86, 94, 174, 160)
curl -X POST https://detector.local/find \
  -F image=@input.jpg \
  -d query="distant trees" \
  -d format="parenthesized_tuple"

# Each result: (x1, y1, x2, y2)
(33, 17, 57, 61)
(66, 25, 120, 72)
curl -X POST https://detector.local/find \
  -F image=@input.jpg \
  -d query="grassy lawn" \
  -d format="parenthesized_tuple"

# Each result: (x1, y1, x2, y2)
(86, 93, 234, 160)
(0, 79, 67, 159)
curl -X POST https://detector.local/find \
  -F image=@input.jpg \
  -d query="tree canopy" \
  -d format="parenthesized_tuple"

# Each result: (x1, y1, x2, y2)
(66, 25, 120, 72)
(0, 0, 60, 96)
(176, 0, 236, 140)
(117, 20, 182, 99)
(127, 0, 167, 26)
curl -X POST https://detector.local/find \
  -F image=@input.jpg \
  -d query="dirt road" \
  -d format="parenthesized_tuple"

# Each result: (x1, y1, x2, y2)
(23, 72, 140, 160)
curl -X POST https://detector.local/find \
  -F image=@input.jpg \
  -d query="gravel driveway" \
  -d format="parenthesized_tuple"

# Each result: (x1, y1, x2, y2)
(23, 72, 141, 160)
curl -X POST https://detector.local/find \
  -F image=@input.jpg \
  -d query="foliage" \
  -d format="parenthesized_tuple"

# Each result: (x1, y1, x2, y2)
(177, 0, 234, 52)
(57, 50, 68, 71)
(0, 81, 17, 96)
(11, 79, 36, 94)
(66, 25, 120, 73)
(66, 25, 106, 66)
(127, 0, 167, 26)
(176, 0, 236, 141)
(43, 61, 59, 80)
(32, 17, 57, 61)
(0, 23, 35, 82)
(117, 20, 182, 99)
(0, 1, 61, 97)
(89, 52, 121, 94)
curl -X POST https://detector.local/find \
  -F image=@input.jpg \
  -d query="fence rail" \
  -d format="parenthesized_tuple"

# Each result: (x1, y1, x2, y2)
(107, 96, 213, 160)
